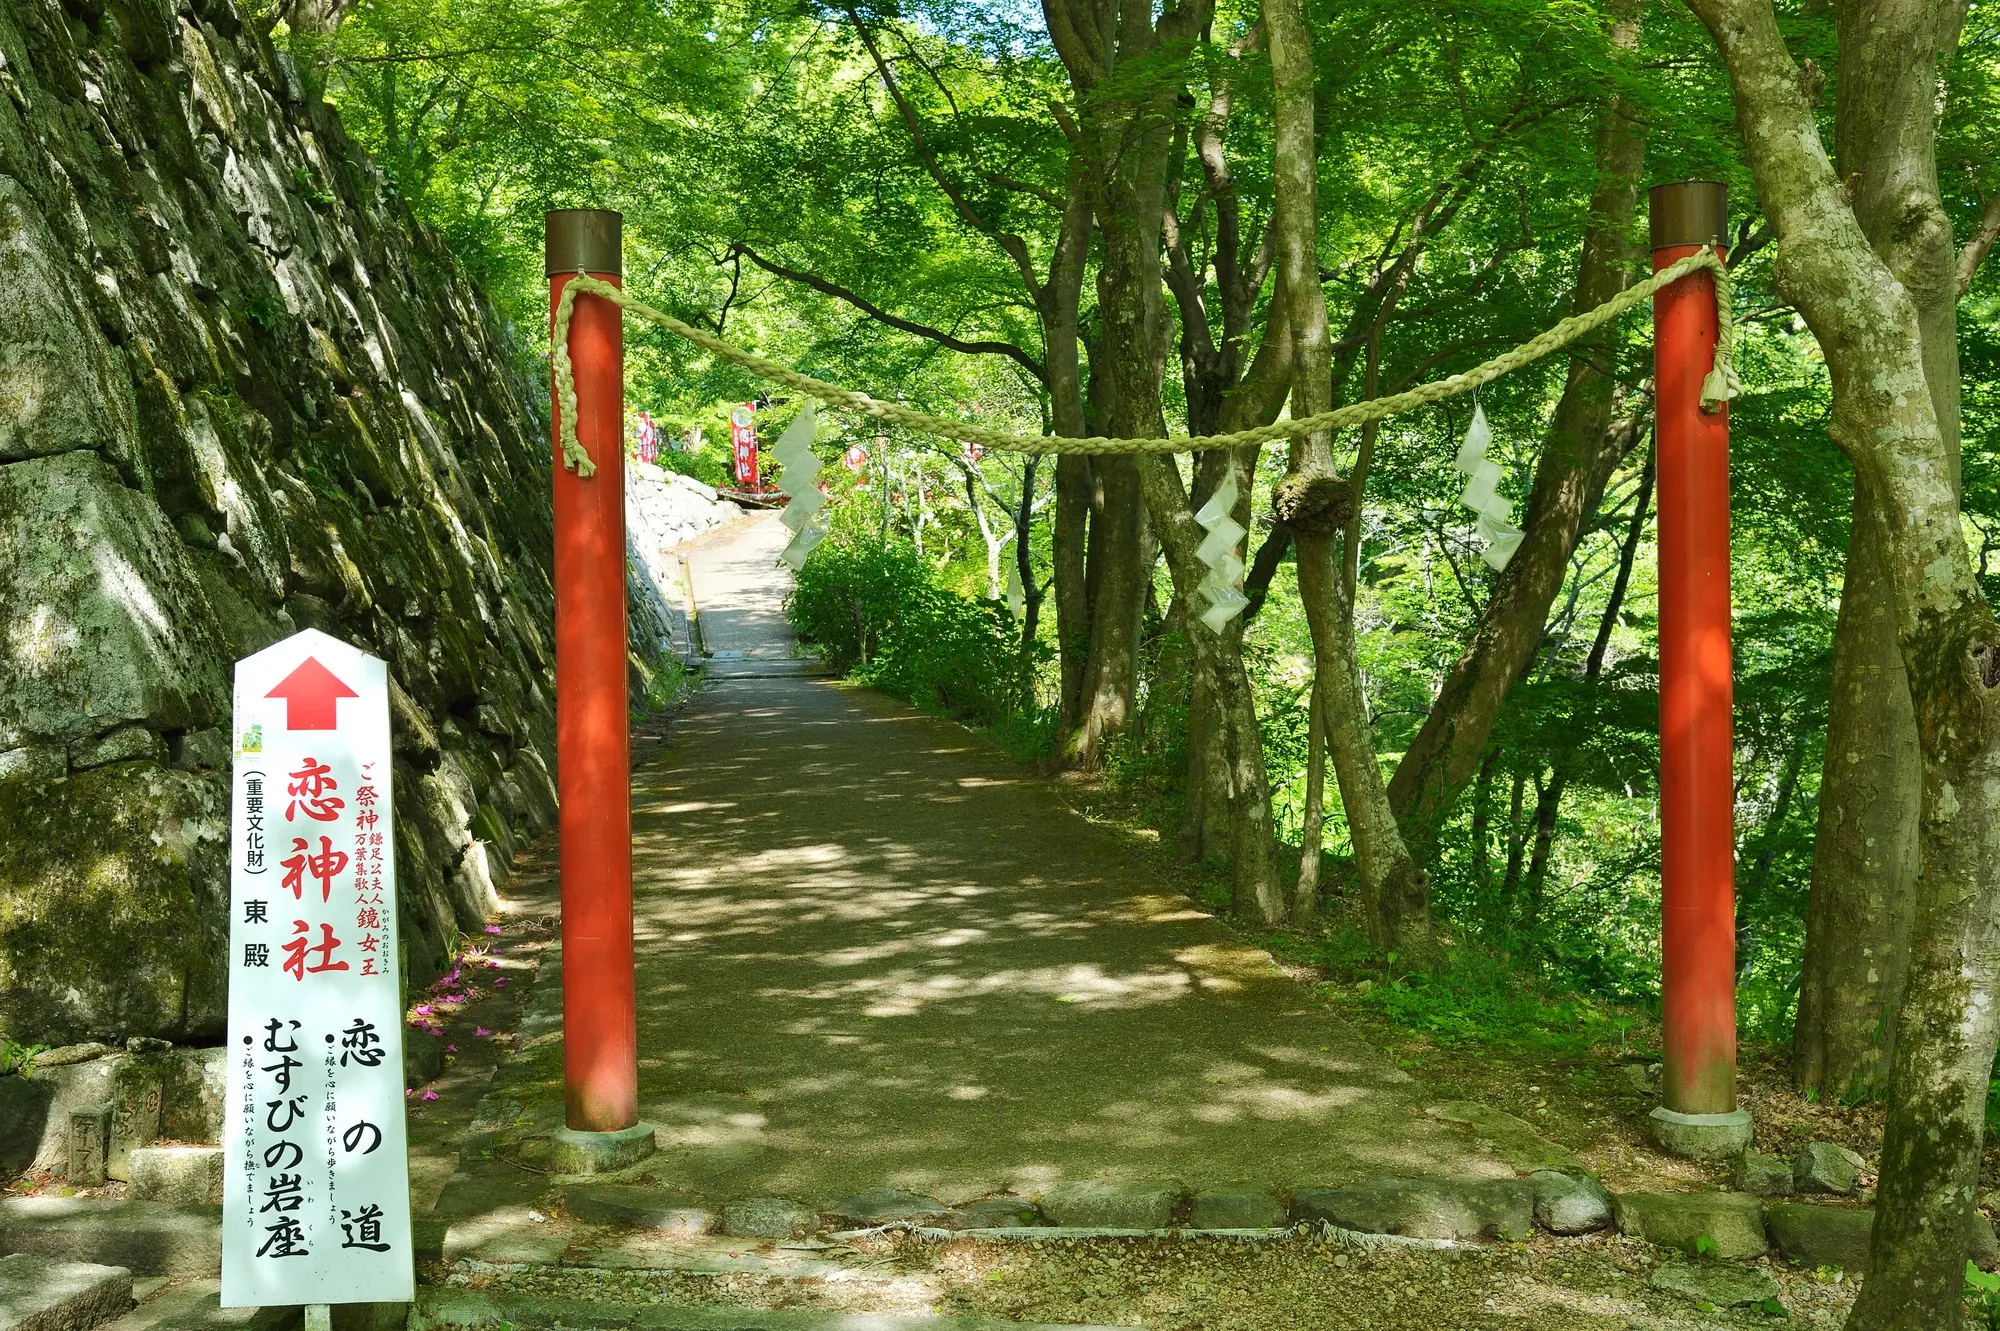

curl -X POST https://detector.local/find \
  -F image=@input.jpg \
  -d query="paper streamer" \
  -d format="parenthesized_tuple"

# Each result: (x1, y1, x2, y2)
(1194, 466, 1250, 632)
(774, 403, 829, 570)
(1452, 403, 1523, 571)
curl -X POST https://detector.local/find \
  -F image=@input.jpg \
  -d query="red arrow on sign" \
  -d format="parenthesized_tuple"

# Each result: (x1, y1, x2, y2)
(267, 656, 358, 730)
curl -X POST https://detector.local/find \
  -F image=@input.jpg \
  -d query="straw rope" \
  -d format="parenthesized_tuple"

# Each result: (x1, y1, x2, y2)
(551, 248, 1734, 475)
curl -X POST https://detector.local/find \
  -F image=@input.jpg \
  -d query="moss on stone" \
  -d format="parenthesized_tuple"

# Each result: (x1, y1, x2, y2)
(0, 762, 227, 1044)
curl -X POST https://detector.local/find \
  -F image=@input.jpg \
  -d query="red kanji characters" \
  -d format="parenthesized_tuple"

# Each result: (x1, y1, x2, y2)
(278, 836, 348, 902)
(280, 920, 349, 980)
(285, 758, 344, 822)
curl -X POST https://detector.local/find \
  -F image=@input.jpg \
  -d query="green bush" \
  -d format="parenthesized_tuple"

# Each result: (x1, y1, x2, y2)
(786, 536, 1051, 749)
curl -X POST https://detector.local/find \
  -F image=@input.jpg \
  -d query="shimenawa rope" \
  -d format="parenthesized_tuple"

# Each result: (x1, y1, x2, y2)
(550, 248, 1735, 476)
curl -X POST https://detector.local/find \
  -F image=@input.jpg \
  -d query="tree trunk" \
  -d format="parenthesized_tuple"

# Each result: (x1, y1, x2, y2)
(1682, 0, 2000, 1325)
(1791, 0, 1965, 1105)
(1297, 678, 1327, 921)
(1793, 485, 1921, 1100)
(1054, 456, 1092, 739)
(1068, 456, 1145, 770)
(1386, 14, 1647, 858)
(1268, 0, 1436, 961)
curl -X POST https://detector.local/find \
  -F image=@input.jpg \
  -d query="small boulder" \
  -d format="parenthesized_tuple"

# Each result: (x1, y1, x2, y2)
(565, 1183, 711, 1233)
(1294, 1176, 1534, 1242)
(1038, 1179, 1182, 1229)
(1793, 1141, 1860, 1196)
(947, 1196, 1043, 1229)
(1650, 1260, 1782, 1309)
(1187, 1185, 1287, 1230)
(1612, 1191, 1767, 1259)
(1733, 1151, 1793, 1197)
(719, 1196, 817, 1238)
(1530, 1171, 1613, 1235)
(826, 1187, 951, 1228)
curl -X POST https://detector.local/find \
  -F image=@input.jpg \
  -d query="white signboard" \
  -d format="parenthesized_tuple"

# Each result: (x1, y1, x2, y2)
(223, 629, 413, 1306)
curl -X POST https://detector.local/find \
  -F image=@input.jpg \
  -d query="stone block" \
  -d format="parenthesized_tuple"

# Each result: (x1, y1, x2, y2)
(826, 1188, 950, 1228)
(563, 1185, 711, 1233)
(68, 1106, 111, 1187)
(1612, 1191, 1767, 1259)
(547, 1123, 657, 1175)
(1649, 1260, 1781, 1309)
(0, 1197, 222, 1276)
(1293, 1177, 1534, 1242)
(1530, 1171, 1613, 1235)
(718, 1197, 817, 1239)
(0, 1253, 132, 1331)
(128, 1147, 224, 1205)
(1186, 1186, 1287, 1230)
(1793, 1141, 1861, 1196)
(1038, 1180, 1183, 1229)
(1765, 1201, 1999, 1271)
(1733, 1151, 1793, 1197)
(106, 1068, 163, 1183)
(947, 1197, 1042, 1229)
(1646, 1107, 1754, 1161)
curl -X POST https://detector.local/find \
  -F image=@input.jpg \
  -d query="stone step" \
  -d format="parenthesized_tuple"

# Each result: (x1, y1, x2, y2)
(0, 1199, 220, 1277)
(411, 1289, 1135, 1331)
(92, 1282, 297, 1331)
(0, 1254, 132, 1331)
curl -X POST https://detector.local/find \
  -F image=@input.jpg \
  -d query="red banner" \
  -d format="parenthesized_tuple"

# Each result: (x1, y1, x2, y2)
(729, 404, 758, 487)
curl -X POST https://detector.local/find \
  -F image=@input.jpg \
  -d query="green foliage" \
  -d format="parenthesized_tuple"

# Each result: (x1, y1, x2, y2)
(0, 1037, 47, 1078)
(787, 534, 1053, 755)
(1967, 1261, 2000, 1329)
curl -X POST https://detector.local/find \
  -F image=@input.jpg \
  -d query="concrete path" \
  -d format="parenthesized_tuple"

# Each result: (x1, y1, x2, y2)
(614, 515, 1513, 1204)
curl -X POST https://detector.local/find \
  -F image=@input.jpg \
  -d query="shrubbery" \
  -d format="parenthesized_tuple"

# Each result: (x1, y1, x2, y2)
(786, 536, 1052, 753)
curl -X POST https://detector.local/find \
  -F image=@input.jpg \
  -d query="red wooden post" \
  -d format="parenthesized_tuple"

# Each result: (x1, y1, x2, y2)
(545, 210, 646, 1153)
(1648, 181, 1750, 1157)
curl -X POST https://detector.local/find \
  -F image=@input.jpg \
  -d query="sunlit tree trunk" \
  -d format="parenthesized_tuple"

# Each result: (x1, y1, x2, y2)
(1267, 0, 1435, 959)
(1791, 0, 1965, 1106)
(1683, 0, 2000, 1323)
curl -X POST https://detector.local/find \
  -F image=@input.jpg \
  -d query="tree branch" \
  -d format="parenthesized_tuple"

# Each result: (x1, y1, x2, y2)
(1958, 191, 2000, 296)
(730, 243, 1047, 383)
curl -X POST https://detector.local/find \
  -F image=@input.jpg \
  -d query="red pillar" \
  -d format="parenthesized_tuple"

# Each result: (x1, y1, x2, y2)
(1651, 182, 1738, 1118)
(546, 209, 638, 1134)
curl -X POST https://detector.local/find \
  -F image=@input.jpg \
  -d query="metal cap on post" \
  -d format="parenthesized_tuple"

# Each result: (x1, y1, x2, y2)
(1649, 181, 1729, 252)
(546, 209, 623, 278)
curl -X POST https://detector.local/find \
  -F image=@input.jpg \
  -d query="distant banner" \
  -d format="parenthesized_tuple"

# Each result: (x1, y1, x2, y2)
(730, 403, 758, 487)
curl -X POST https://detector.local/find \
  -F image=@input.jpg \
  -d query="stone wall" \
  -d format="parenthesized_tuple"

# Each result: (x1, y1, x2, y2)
(0, 0, 677, 1043)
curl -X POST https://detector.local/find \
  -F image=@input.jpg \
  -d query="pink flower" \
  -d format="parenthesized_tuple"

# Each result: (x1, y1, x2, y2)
(414, 1004, 433, 1015)
(494, 978, 506, 988)
(475, 1027, 492, 1037)
(484, 925, 503, 935)
(405, 1089, 414, 1098)
(445, 1045, 457, 1053)
(421, 1090, 439, 1101)
(488, 960, 501, 969)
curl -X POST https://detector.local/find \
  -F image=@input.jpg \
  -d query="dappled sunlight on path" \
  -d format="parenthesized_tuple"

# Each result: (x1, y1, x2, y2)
(630, 515, 1511, 1203)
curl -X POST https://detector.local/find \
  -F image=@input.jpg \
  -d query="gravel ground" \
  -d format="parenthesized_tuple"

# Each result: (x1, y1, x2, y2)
(434, 1229, 1865, 1329)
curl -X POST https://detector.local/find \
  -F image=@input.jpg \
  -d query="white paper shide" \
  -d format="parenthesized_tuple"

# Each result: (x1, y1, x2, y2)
(223, 628, 412, 1305)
